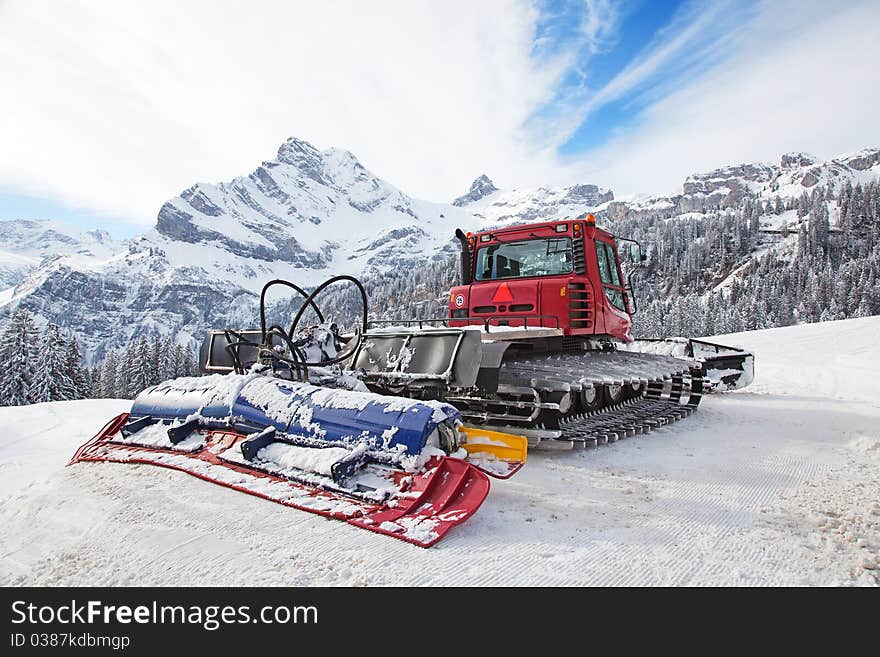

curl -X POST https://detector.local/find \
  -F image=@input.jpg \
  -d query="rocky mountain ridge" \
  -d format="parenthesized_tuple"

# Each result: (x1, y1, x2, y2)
(1, 138, 877, 363)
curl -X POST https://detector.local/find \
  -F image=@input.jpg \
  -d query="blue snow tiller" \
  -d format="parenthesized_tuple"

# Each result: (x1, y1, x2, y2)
(126, 374, 463, 464)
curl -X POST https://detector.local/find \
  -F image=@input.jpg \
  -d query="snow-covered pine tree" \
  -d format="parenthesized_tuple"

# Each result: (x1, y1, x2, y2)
(159, 335, 175, 381)
(91, 363, 103, 398)
(0, 308, 39, 406)
(30, 323, 72, 403)
(117, 343, 135, 398)
(148, 335, 163, 386)
(127, 336, 151, 398)
(172, 344, 185, 377)
(181, 346, 197, 377)
(101, 350, 118, 398)
(63, 334, 86, 399)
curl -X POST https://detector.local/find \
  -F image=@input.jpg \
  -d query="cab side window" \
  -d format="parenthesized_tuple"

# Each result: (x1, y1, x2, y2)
(595, 241, 612, 283)
(595, 240, 626, 312)
(604, 243, 621, 286)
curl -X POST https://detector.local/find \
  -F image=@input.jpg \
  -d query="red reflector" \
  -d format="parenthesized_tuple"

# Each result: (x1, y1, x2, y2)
(492, 282, 514, 303)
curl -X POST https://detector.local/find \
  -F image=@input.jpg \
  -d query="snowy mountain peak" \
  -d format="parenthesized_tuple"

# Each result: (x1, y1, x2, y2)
(462, 180, 614, 226)
(276, 137, 342, 186)
(664, 148, 880, 211)
(780, 152, 818, 169)
(452, 174, 498, 206)
(153, 135, 426, 267)
(0, 219, 125, 288)
(276, 136, 322, 165)
(838, 147, 880, 172)
(274, 138, 378, 192)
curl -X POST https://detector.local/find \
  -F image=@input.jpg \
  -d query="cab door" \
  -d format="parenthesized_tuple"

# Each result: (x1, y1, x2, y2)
(593, 239, 632, 341)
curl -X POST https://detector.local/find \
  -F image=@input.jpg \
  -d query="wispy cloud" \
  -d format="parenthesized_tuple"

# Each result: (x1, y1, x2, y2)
(525, 0, 625, 147)
(0, 0, 876, 230)
(0, 0, 567, 225)
(573, 0, 880, 196)
(531, 0, 620, 61)
(549, 0, 757, 153)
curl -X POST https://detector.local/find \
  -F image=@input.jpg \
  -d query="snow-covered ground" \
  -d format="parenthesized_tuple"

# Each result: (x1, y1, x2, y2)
(1, 317, 878, 586)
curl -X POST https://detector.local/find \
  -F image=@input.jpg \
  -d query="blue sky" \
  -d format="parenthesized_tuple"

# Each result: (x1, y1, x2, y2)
(0, 189, 142, 239)
(528, 0, 762, 155)
(533, 0, 695, 152)
(0, 0, 876, 238)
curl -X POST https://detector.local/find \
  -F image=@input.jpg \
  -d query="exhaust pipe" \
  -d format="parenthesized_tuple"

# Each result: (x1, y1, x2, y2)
(455, 228, 472, 285)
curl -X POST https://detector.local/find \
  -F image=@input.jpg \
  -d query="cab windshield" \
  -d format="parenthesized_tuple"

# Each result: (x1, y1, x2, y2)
(475, 237, 572, 281)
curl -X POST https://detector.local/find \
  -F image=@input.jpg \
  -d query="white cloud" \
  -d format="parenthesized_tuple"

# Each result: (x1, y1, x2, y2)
(0, 0, 581, 225)
(579, 0, 619, 54)
(0, 0, 876, 229)
(573, 0, 880, 196)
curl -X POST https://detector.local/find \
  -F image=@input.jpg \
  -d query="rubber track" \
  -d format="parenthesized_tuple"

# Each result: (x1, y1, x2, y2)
(463, 351, 707, 450)
(499, 350, 696, 390)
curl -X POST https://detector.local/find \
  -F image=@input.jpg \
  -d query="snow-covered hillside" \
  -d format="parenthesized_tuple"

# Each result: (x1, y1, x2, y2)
(0, 141, 877, 363)
(1, 317, 877, 586)
(0, 219, 123, 288)
(615, 147, 880, 215)
(0, 139, 479, 360)
(452, 173, 613, 225)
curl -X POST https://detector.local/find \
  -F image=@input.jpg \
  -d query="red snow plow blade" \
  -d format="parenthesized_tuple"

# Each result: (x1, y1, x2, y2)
(69, 413, 491, 548)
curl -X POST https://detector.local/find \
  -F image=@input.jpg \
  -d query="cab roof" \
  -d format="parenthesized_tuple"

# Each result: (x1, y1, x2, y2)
(472, 217, 614, 241)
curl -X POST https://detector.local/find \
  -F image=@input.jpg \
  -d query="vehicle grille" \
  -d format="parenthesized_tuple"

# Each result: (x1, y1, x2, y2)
(572, 237, 586, 274)
(568, 282, 592, 329)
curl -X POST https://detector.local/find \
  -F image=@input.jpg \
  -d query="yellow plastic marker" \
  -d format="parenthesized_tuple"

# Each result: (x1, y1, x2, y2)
(459, 426, 528, 464)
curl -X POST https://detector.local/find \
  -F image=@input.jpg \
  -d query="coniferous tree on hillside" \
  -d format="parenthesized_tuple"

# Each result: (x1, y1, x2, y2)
(100, 350, 118, 399)
(63, 334, 87, 399)
(117, 343, 135, 399)
(91, 363, 103, 398)
(0, 308, 38, 406)
(126, 336, 151, 397)
(30, 323, 72, 403)
(88, 336, 200, 399)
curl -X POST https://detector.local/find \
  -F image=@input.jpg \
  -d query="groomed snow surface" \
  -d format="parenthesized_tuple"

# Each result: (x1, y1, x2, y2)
(2, 317, 878, 586)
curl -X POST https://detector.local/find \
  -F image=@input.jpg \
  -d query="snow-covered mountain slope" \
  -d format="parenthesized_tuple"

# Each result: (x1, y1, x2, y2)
(613, 147, 880, 216)
(2, 316, 877, 586)
(0, 219, 123, 288)
(0, 139, 478, 360)
(451, 173, 498, 206)
(453, 174, 613, 225)
(680, 148, 880, 204)
(155, 138, 472, 271)
(0, 140, 877, 363)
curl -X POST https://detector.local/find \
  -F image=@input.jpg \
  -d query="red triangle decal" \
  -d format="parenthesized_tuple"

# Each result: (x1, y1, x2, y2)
(492, 282, 514, 303)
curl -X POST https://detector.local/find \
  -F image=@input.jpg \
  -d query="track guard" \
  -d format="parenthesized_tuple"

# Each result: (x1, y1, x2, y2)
(628, 337, 755, 391)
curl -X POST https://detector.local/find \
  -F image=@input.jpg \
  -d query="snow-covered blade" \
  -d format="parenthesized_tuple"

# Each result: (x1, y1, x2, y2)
(627, 338, 754, 391)
(70, 414, 490, 548)
(69, 374, 519, 546)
